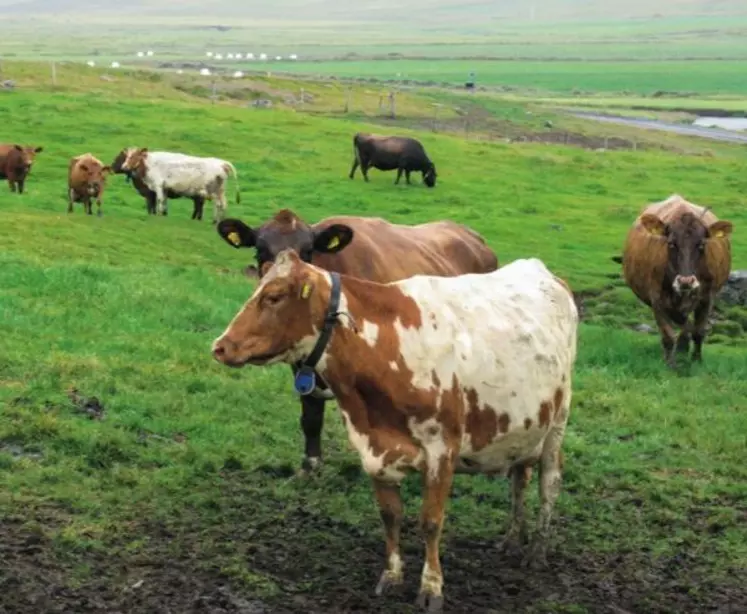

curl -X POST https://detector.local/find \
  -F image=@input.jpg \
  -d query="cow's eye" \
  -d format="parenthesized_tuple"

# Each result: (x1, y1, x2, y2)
(262, 293, 285, 307)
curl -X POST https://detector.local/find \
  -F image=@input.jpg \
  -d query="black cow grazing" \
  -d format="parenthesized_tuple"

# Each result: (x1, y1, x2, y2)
(349, 132, 437, 187)
(110, 148, 206, 220)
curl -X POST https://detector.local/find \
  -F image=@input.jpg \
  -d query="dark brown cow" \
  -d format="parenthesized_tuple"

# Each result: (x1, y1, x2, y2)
(110, 147, 205, 220)
(620, 194, 733, 367)
(350, 133, 437, 187)
(0, 143, 43, 193)
(216, 209, 498, 472)
(68, 153, 111, 216)
(212, 249, 578, 612)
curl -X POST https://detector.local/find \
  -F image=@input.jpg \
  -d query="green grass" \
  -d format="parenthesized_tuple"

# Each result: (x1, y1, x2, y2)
(1, 70, 747, 612)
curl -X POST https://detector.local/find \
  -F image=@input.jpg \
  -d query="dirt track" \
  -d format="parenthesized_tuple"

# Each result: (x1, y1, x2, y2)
(2, 503, 745, 614)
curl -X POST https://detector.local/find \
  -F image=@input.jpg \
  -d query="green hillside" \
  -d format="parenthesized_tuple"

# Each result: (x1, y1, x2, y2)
(1, 67, 746, 613)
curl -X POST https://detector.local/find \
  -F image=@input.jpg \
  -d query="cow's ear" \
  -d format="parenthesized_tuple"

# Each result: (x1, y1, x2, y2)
(102, 166, 112, 174)
(217, 218, 257, 249)
(312, 224, 354, 253)
(34, 146, 43, 153)
(708, 220, 733, 240)
(640, 214, 666, 237)
(14, 145, 22, 151)
(79, 163, 90, 173)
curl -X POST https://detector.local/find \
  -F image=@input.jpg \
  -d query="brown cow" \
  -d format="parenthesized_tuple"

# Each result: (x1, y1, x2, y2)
(212, 250, 578, 612)
(350, 133, 437, 187)
(0, 143, 43, 193)
(110, 147, 206, 220)
(68, 153, 111, 216)
(216, 209, 498, 473)
(620, 194, 733, 367)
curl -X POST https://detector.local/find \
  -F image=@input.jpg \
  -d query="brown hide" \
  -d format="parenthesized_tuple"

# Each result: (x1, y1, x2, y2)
(0, 143, 43, 193)
(68, 153, 110, 214)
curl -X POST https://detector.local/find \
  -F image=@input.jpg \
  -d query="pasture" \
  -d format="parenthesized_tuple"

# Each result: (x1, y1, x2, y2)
(1, 69, 747, 614)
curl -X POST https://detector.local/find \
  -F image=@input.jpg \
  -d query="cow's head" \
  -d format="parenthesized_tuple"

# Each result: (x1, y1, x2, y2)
(212, 248, 329, 368)
(14, 145, 43, 171)
(640, 211, 733, 295)
(119, 147, 148, 174)
(80, 162, 111, 196)
(423, 163, 437, 188)
(216, 209, 354, 278)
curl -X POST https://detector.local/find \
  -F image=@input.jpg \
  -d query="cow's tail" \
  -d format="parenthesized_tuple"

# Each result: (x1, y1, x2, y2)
(352, 134, 360, 163)
(224, 162, 241, 205)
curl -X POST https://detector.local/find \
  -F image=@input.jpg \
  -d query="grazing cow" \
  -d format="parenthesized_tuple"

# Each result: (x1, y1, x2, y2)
(0, 143, 43, 193)
(216, 208, 498, 473)
(349, 132, 437, 187)
(118, 148, 240, 223)
(67, 153, 111, 216)
(212, 250, 578, 612)
(619, 194, 733, 367)
(110, 148, 206, 220)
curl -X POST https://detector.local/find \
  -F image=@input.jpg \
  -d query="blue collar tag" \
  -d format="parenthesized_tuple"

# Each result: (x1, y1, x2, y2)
(294, 366, 317, 396)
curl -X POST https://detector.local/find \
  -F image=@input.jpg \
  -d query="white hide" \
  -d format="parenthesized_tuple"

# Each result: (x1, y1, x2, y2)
(327, 258, 579, 480)
(124, 150, 238, 220)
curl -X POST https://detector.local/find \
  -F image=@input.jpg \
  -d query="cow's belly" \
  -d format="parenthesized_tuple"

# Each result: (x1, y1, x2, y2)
(456, 429, 546, 475)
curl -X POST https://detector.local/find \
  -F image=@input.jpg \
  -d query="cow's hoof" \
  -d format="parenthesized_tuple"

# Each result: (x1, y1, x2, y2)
(415, 592, 443, 613)
(520, 542, 548, 569)
(298, 456, 322, 476)
(375, 570, 403, 596)
(496, 531, 527, 557)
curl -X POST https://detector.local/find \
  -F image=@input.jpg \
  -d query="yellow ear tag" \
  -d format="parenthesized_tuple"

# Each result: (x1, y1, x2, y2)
(713, 230, 724, 238)
(301, 283, 312, 299)
(327, 236, 340, 249)
(227, 231, 241, 246)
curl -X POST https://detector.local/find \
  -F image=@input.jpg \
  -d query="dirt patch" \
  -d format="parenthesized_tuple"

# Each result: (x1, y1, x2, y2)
(1, 501, 744, 614)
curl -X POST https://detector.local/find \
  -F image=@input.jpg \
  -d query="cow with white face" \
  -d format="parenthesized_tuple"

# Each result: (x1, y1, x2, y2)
(212, 249, 579, 613)
(119, 147, 240, 223)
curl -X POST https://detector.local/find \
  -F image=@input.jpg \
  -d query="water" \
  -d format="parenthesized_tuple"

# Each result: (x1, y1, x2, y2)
(692, 117, 747, 132)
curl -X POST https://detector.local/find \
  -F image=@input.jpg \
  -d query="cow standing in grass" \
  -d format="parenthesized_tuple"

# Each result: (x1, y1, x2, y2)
(68, 153, 111, 216)
(349, 133, 437, 187)
(619, 194, 733, 367)
(216, 208, 498, 473)
(118, 148, 240, 223)
(0, 143, 43, 194)
(111, 147, 206, 220)
(212, 249, 578, 612)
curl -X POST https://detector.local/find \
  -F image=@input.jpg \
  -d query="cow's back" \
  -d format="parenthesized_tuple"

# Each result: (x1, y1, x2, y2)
(311, 216, 497, 282)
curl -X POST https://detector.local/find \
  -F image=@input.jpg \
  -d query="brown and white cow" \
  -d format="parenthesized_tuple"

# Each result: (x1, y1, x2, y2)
(216, 208, 499, 473)
(68, 153, 111, 216)
(110, 147, 206, 220)
(0, 143, 43, 194)
(619, 194, 733, 367)
(212, 250, 578, 612)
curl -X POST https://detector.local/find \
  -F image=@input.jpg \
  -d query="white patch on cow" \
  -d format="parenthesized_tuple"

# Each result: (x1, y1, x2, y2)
(383, 258, 578, 475)
(409, 418, 449, 480)
(389, 361, 398, 371)
(340, 412, 385, 476)
(388, 552, 403, 576)
(420, 562, 443, 596)
(360, 320, 379, 347)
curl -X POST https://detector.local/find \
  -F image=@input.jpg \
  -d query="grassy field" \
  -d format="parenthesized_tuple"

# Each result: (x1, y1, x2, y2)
(1, 67, 747, 614)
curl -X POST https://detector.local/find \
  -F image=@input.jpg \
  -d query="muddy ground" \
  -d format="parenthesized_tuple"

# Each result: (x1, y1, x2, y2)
(2, 500, 745, 614)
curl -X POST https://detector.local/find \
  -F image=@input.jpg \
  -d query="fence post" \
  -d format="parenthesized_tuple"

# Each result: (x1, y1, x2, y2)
(51, 61, 56, 86)
(604, 136, 609, 149)
(211, 79, 217, 104)
(300, 87, 305, 108)
(389, 90, 396, 119)
(344, 86, 351, 113)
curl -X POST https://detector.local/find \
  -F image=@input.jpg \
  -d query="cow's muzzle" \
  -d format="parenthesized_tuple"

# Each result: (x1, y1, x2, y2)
(673, 275, 700, 295)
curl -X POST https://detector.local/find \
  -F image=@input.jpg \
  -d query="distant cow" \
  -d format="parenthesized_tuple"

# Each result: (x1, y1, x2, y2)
(111, 148, 206, 220)
(349, 133, 437, 187)
(68, 153, 111, 216)
(212, 250, 578, 612)
(118, 148, 240, 223)
(0, 143, 43, 193)
(216, 208, 498, 473)
(619, 194, 733, 367)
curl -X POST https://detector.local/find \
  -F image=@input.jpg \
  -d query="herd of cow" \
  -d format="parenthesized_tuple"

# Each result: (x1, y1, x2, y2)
(0, 129, 736, 612)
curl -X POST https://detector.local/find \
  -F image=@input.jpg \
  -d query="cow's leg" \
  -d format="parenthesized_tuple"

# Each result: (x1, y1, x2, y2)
(8, 179, 16, 192)
(17, 179, 25, 194)
(154, 186, 167, 216)
(676, 320, 691, 355)
(349, 157, 359, 179)
(653, 310, 678, 368)
(197, 198, 204, 220)
(691, 299, 712, 362)
(96, 196, 103, 217)
(416, 453, 455, 613)
(374, 480, 405, 596)
(300, 395, 326, 473)
(522, 426, 566, 569)
(361, 162, 370, 182)
(67, 189, 74, 213)
(497, 463, 532, 554)
(405, 170, 412, 184)
(395, 168, 403, 185)
(85, 197, 92, 215)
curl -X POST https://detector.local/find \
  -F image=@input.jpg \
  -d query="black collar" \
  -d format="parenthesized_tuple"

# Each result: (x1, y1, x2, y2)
(293, 272, 342, 396)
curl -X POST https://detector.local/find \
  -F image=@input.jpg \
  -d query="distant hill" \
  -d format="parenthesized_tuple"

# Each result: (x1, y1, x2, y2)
(1, 0, 745, 23)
